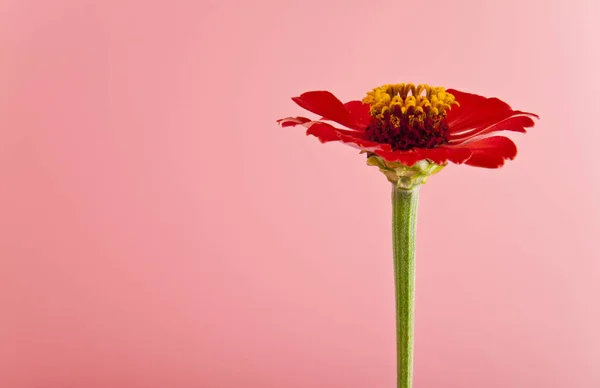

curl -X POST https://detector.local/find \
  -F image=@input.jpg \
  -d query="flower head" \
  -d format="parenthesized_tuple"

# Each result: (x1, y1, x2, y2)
(278, 84, 538, 181)
(362, 84, 457, 151)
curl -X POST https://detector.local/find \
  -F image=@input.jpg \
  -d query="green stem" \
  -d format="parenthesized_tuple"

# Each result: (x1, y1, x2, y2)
(392, 185, 419, 388)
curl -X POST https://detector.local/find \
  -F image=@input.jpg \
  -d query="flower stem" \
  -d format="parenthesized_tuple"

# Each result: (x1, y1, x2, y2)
(392, 185, 419, 388)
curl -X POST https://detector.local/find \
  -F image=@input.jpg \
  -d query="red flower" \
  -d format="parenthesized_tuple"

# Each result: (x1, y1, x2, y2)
(278, 84, 538, 168)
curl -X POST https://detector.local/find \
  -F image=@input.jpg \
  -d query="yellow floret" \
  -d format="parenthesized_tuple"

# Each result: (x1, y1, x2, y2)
(362, 83, 459, 121)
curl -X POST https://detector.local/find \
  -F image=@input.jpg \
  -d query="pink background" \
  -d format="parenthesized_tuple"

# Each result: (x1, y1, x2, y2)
(1, 0, 599, 387)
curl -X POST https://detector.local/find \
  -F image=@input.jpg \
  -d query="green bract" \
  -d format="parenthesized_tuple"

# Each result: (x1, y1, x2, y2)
(364, 152, 446, 190)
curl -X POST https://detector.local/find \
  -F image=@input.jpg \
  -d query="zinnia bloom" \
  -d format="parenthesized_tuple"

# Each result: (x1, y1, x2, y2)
(278, 83, 538, 169)
(277, 83, 538, 388)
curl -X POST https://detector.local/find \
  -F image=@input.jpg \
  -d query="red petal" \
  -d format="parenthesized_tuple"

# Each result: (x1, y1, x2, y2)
(342, 100, 372, 130)
(419, 147, 473, 165)
(291, 91, 368, 131)
(319, 101, 371, 131)
(277, 116, 312, 127)
(306, 122, 390, 151)
(462, 136, 518, 168)
(449, 115, 536, 143)
(374, 146, 472, 166)
(278, 117, 390, 152)
(446, 88, 539, 135)
(278, 116, 366, 137)
(371, 149, 425, 166)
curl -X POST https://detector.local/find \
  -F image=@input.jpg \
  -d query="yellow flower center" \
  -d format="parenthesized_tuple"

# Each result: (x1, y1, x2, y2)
(363, 83, 458, 119)
(362, 84, 459, 150)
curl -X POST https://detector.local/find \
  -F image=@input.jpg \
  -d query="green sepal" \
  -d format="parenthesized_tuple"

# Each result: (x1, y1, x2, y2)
(364, 152, 446, 190)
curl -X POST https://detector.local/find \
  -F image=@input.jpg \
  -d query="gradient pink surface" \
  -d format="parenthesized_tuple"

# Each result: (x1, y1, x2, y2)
(1, 1, 599, 387)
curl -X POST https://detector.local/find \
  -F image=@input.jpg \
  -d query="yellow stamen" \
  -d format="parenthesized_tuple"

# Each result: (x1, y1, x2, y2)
(362, 83, 459, 120)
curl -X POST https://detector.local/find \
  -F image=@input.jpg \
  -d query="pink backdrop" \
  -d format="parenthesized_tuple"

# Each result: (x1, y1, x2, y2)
(1, 1, 599, 387)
